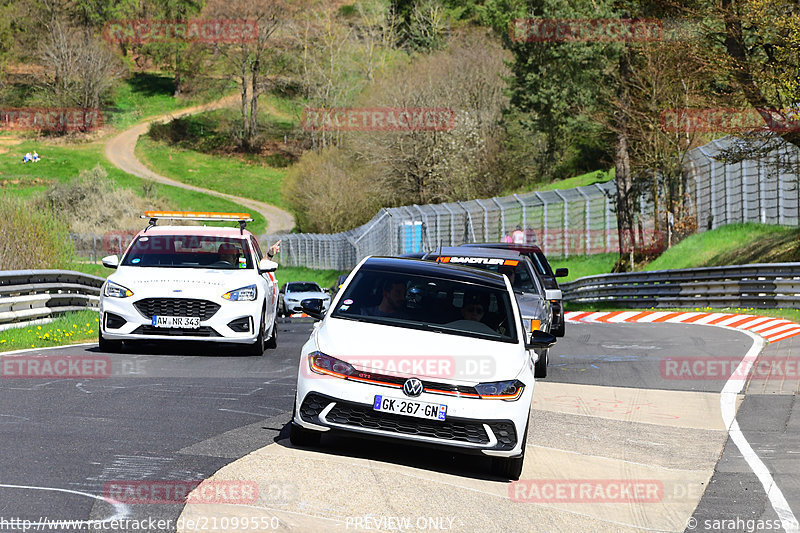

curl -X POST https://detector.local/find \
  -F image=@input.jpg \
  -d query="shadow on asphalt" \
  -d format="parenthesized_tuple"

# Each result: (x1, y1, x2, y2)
(271, 420, 513, 483)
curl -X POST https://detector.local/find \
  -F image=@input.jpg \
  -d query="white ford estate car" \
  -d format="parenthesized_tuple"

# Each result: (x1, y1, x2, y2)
(99, 212, 279, 355)
(290, 257, 556, 479)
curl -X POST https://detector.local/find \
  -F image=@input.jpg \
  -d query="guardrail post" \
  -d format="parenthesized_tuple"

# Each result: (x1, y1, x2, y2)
(553, 190, 568, 258)
(474, 199, 490, 242)
(442, 203, 456, 246)
(534, 192, 548, 255)
(577, 187, 591, 255)
(513, 193, 526, 230)
(491, 197, 505, 241)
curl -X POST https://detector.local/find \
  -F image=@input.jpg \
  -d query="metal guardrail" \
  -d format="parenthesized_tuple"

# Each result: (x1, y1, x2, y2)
(0, 270, 104, 328)
(561, 263, 800, 309)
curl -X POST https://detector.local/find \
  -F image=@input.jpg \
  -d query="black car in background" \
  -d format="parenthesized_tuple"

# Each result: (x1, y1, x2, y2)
(460, 243, 568, 337)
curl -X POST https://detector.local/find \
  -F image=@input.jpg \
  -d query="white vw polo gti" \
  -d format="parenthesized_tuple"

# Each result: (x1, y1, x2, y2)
(290, 257, 555, 479)
(99, 212, 279, 355)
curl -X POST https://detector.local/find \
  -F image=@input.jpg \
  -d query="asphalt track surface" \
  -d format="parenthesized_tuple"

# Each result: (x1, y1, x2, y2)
(0, 319, 798, 532)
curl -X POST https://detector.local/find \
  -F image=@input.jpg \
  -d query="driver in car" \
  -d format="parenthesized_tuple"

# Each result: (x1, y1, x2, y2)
(361, 278, 408, 318)
(217, 243, 240, 266)
(461, 292, 488, 322)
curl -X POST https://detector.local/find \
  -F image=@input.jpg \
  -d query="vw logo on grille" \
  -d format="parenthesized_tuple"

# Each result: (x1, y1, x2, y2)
(402, 378, 423, 397)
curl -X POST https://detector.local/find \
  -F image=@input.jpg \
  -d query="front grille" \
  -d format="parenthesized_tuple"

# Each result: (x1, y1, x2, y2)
(134, 298, 220, 320)
(300, 394, 490, 445)
(342, 368, 480, 398)
(131, 325, 221, 337)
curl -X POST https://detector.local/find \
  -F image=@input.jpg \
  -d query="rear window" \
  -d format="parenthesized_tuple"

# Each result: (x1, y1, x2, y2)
(433, 256, 541, 294)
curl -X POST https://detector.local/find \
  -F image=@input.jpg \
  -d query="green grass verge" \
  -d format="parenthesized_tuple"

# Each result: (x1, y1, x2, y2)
(0, 310, 100, 353)
(548, 253, 617, 283)
(136, 137, 287, 212)
(275, 266, 347, 289)
(0, 140, 267, 233)
(518, 168, 615, 194)
(644, 223, 800, 271)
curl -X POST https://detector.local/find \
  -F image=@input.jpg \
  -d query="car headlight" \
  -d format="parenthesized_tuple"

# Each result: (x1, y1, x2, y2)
(308, 351, 356, 378)
(222, 284, 257, 301)
(474, 379, 525, 400)
(104, 281, 133, 298)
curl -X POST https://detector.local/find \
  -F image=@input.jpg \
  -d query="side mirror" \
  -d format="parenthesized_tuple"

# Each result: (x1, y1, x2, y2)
(102, 255, 119, 269)
(258, 259, 278, 273)
(300, 298, 325, 320)
(544, 289, 562, 301)
(322, 287, 331, 294)
(525, 330, 556, 350)
(555, 268, 569, 278)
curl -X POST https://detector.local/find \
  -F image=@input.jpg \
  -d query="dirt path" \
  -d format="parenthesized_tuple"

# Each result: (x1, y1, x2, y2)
(104, 95, 295, 233)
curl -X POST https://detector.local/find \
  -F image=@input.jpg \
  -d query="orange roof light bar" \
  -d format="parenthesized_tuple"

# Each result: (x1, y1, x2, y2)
(142, 211, 253, 221)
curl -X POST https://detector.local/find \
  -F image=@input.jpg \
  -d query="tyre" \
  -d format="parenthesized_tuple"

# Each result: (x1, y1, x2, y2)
(98, 329, 122, 353)
(534, 348, 548, 379)
(289, 400, 321, 446)
(553, 319, 565, 337)
(490, 418, 528, 480)
(289, 423, 321, 446)
(265, 318, 278, 349)
(246, 308, 266, 356)
(491, 454, 524, 480)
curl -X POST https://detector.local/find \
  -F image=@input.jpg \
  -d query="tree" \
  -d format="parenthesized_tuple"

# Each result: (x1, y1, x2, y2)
(206, 0, 297, 152)
(38, 17, 123, 113)
(298, 0, 400, 149)
(141, 0, 205, 96)
(349, 29, 510, 205)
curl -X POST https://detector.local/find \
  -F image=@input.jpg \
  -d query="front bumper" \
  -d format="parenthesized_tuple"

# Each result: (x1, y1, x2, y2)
(294, 370, 532, 457)
(100, 296, 262, 344)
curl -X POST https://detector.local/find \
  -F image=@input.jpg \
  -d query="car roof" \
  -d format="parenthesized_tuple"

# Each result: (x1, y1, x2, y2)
(134, 225, 255, 239)
(462, 242, 544, 254)
(424, 246, 524, 260)
(362, 257, 508, 289)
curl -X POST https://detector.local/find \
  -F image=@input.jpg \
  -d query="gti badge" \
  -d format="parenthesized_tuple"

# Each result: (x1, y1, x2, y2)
(402, 378, 423, 397)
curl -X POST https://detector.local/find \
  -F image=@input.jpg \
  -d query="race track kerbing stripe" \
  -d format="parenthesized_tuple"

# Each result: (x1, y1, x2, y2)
(564, 310, 800, 344)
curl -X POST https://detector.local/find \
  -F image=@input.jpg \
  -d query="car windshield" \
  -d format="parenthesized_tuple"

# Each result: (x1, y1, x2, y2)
(288, 282, 322, 293)
(120, 235, 252, 269)
(433, 256, 540, 294)
(331, 269, 518, 343)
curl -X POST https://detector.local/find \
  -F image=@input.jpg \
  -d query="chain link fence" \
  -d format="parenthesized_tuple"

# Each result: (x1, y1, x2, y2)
(264, 180, 658, 270)
(685, 137, 800, 231)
